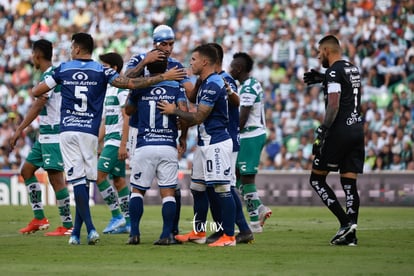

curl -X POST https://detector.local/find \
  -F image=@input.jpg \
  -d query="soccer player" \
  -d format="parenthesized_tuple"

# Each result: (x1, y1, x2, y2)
(96, 52, 130, 234)
(203, 43, 254, 244)
(124, 24, 193, 237)
(125, 51, 188, 245)
(303, 35, 363, 246)
(229, 52, 272, 233)
(10, 39, 73, 236)
(158, 44, 236, 247)
(31, 32, 186, 245)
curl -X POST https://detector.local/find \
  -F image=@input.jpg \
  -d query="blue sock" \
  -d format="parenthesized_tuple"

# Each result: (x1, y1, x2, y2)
(232, 187, 250, 232)
(129, 193, 143, 237)
(161, 196, 176, 239)
(217, 190, 235, 236)
(206, 186, 222, 226)
(73, 180, 95, 234)
(173, 189, 181, 235)
(191, 189, 208, 232)
(72, 204, 83, 237)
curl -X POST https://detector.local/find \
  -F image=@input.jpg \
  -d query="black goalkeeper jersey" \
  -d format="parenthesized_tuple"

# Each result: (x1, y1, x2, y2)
(322, 60, 363, 131)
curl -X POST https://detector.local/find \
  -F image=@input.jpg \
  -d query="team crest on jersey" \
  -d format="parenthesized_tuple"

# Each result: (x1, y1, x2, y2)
(72, 72, 88, 81)
(150, 87, 167, 96)
(134, 172, 142, 180)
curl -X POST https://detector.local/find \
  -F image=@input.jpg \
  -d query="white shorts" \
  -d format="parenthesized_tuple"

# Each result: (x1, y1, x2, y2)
(128, 126, 138, 160)
(60, 131, 98, 182)
(191, 139, 233, 186)
(230, 151, 238, 187)
(129, 145, 178, 190)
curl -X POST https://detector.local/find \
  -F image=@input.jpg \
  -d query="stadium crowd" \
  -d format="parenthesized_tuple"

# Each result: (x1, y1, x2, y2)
(0, 0, 413, 171)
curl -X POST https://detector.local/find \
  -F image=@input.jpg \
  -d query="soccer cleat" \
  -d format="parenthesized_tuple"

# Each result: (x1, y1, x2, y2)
(175, 231, 206, 244)
(206, 231, 223, 244)
(19, 218, 50, 234)
(102, 215, 126, 234)
(44, 226, 73, 236)
(333, 230, 358, 246)
(153, 234, 182, 246)
(330, 223, 357, 245)
(110, 223, 130, 234)
(249, 222, 263, 233)
(258, 205, 272, 227)
(208, 234, 236, 247)
(126, 235, 140, 245)
(87, 230, 100, 245)
(153, 237, 171, 245)
(68, 235, 80, 245)
(236, 231, 255, 244)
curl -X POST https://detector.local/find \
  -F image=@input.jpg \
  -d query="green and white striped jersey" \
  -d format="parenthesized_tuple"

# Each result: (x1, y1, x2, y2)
(103, 85, 129, 147)
(239, 77, 266, 138)
(39, 66, 61, 135)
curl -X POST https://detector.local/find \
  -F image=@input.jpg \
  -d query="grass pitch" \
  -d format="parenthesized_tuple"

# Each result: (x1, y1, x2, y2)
(0, 205, 413, 276)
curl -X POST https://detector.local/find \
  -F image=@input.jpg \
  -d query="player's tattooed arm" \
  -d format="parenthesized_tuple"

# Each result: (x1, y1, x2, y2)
(124, 62, 146, 78)
(112, 67, 186, 90)
(323, 92, 340, 128)
(158, 101, 212, 127)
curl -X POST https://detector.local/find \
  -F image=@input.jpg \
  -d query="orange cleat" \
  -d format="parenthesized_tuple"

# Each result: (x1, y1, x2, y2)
(44, 226, 73, 236)
(208, 234, 236, 247)
(175, 231, 206, 244)
(19, 218, 50, 234)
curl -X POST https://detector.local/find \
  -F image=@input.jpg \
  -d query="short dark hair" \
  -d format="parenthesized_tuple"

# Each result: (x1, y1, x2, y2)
(193, 44, 217, 65)
(207, 42, 223, 64)
(233, 52, 254, 73)
(99, 52, 124, 73)
(72, 32, 94, 54)
(146, 49, 168, 75)
(33, 39, 53, 61)
(319, 35, 340, 47)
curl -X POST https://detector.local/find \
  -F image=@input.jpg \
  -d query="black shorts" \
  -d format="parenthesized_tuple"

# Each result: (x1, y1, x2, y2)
(312, 124, 364, 174)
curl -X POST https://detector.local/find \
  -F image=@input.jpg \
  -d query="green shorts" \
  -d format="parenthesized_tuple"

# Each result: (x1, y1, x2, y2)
(236, 133, 266, 175)
(98, 145, 126, 177)
(26, 140, 64, 171)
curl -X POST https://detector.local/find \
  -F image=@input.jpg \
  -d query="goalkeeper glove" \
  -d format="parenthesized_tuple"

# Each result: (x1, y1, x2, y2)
(312, 125, 328, 156)
(304, 69, 324, 85)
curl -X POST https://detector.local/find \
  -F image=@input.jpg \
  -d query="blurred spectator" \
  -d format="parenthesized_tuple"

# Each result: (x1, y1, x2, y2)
(0, 0, 413, 171)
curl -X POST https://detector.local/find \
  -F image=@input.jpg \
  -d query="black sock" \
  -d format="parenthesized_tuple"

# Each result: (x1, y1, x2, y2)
(340, 177, 360, 224)
(173, 189, 181, 235)
(310, 172, 350, 226)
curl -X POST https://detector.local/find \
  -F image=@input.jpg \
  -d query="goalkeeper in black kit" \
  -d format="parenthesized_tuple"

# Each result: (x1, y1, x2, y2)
(303, 35, 364, 246)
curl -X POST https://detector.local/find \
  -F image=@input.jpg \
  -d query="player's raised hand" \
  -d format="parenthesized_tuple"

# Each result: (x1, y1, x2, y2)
(304, 69, 324, 85)
(144, 49, 167, 64)
(157, 100, 177, 115)
(9, 129, 22, 150)
(162, 66, 187, 81)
